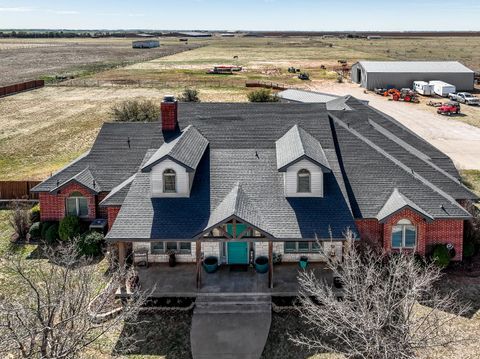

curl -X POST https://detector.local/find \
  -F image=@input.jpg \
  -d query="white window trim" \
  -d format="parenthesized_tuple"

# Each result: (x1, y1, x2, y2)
(297, 169, 311, 193)
(150, 242, 191, 254)
(66, 195, 88, 218)
(284, 241, 321, 253)
(391, 222, 417, 249)
(163, 169, 177, 193)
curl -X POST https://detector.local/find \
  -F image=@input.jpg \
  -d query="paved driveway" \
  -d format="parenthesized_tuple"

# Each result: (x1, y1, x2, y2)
(312, 82, 480, 170)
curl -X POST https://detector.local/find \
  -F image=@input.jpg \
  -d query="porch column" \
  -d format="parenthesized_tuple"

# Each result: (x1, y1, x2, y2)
(196, 240, 202, 289)
(118, 242, 126, 268)
(268, 241, 273, 289)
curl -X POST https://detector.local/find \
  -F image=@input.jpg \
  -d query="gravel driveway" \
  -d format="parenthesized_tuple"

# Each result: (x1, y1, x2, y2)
(311, 81, 480, 170)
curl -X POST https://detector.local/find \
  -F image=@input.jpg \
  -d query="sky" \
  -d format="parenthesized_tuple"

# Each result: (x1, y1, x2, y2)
(0, 0, 479, 31)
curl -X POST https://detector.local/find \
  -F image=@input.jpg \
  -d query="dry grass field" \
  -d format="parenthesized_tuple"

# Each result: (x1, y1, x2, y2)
(1, 35, 480, 182)
(0, 37, 204, 86)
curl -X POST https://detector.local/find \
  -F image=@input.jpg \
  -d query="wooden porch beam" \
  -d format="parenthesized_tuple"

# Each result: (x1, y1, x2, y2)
(118, 242, 126, 268)
(196, 240, 202, 289)
(237, 226, 253, 240)
(268, 241, 273, 289)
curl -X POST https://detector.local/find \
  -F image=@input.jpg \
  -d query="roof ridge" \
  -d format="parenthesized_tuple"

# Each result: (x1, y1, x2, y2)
(330, 114, 469, 215)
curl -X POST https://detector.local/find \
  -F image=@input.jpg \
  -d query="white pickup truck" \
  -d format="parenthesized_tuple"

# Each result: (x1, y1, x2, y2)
(448, 92, 480, 105)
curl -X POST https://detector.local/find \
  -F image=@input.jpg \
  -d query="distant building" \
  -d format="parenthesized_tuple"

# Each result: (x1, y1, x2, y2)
(367, 35, 382, 40)
(220, 33, 235, 37)
(351, 61, 475, 91)
(177, 31, 212, 38)
(132, 40, 160, 49)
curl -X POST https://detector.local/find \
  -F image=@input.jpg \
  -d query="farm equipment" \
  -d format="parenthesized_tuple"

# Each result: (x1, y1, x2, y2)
(288, 67, 300, 73)
(427, 100, 443, 107)
(298, 72, 310, 80)
(437, 102, 461, 116)
(207, 65, 242, 74)
(376, 88, 419, 103)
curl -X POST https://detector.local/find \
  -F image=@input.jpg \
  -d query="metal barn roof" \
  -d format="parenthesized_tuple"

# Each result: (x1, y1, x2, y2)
(355, 61, 474, 73)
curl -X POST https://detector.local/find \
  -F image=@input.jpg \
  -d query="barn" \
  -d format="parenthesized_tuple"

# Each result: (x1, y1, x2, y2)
(132, 40, 160, 49)
(351, 61, 474, 91)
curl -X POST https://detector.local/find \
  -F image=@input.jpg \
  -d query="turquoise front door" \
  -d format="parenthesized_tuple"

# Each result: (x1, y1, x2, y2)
(227, 242, 249, 264)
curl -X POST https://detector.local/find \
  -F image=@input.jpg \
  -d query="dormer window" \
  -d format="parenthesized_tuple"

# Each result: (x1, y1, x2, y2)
(297, 169, 311, 193)
(163, 169, 176, 193)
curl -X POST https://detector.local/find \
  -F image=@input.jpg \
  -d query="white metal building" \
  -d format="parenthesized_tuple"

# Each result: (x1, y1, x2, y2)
(132, 40, 160, 49)
(351, 61, 474, 91)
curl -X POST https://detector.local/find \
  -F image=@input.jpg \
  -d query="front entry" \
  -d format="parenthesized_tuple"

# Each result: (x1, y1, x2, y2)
(227, 242, 249, 264)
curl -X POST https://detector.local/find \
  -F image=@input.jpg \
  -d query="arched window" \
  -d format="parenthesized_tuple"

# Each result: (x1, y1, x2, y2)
(163, 169, 177, 193)
(65, 191, 88, 217)
(297, 169, 311, 193)
(391, 219, 416, 249)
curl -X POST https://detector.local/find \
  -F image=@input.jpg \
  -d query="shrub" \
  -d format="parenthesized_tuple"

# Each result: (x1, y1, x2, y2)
(45, 223, 59, 244)
(179, 88, 200, 102)
(337, 75, 344, 83)
(77, 231, 104, 256)
(432, 245, 450, 268)
(41, 221, 56, 240)
(110, 99, 160, 122)
(247, 89, 279, 103)
(8, 202, 31, 241)
(30, 204, 40, 223)
(59, 215, 81, 241)
(29, 222, 41, 240)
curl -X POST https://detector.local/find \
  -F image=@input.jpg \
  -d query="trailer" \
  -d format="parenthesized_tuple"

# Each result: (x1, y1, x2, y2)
(429, 81, 456, 97)
(413, 81, 433, 96)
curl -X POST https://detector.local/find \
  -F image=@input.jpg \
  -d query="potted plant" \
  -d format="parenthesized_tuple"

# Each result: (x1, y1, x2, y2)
(167, 250, 177, 267)
(203, 256, 219, 273)
(254, 256, 269, 273)
(299, 255, 308, 270)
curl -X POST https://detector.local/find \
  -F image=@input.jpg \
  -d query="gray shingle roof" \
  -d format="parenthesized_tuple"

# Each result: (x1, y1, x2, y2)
(355, 61, 474, 73)
(99, 174, 135, 206)
(376, 188, 433, 222)
(49, 167, 100, 194)
(202, 182, 275, 237)
(276, 125, 331, 172)
(141, 125, 209, 172)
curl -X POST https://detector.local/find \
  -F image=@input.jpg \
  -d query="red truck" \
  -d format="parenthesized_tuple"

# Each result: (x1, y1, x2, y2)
(437, 102, 461, 116)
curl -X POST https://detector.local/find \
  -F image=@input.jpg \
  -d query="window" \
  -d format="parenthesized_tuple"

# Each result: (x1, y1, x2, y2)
(284, 241, 321, 253)
(391, 219, 416, 249)
(150, 242, 191, 254)
(163, 169, 176, 193)
(297, 169, 311, 193)
(65, 191, 88, 217)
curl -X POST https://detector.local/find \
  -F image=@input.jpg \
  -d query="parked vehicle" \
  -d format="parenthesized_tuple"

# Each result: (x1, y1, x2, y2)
(448, 92, 479, 105)
(429, 81, 456, 97)
(437, 101, 461, 115)
(413, 81, 434, 96)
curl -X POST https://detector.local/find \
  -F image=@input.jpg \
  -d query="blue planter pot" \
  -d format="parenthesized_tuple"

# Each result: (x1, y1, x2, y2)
(255, 256, 269, 274)
(203, 256, 219, 273)
(299, 256, 308, 270)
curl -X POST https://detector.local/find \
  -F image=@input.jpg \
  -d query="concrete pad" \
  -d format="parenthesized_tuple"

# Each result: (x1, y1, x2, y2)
(191, 295, 272, 359)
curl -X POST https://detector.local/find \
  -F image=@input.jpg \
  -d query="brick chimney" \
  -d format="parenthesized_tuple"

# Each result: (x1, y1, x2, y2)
(161, 95, 178, 131)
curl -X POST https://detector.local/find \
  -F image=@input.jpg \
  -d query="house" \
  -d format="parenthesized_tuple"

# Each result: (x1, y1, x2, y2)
(31, 96, 476, 288)
(351, 61, 475, 91)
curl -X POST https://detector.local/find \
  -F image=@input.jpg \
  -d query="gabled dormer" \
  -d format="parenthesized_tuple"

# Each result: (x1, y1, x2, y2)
(275, 125, 331, 197)
(141, 125, 209, 198)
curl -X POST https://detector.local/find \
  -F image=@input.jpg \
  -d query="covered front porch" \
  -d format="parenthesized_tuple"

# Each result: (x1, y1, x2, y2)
(117, 262, 333, 298)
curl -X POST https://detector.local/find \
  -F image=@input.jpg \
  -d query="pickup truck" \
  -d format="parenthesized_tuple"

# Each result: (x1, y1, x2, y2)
(448, 92, 479, 105)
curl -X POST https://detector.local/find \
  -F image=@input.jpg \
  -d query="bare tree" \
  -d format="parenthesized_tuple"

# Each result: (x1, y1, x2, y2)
(291, 230, 470, 359)
(0, 241, 150, 358)
(8, 202, 31, 241)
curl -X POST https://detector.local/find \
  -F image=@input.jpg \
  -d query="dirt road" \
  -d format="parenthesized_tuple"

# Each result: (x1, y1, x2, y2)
(311, 82, 480, 170)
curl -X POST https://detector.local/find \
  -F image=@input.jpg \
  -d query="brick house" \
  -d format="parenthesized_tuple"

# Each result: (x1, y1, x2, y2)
(32, 96, 476, 287)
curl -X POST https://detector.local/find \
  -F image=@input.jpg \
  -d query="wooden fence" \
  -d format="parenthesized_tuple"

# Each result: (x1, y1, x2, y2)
(0, 80, 44, 98)
(0, 181, 41, 200)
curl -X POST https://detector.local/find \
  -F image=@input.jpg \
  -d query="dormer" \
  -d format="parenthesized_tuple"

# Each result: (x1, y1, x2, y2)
(141, 125, 209, 198)
(275, 125, 331, 197)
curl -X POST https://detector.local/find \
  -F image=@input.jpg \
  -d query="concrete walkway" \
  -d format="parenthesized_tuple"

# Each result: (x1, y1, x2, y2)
(190, 294, 272, 359)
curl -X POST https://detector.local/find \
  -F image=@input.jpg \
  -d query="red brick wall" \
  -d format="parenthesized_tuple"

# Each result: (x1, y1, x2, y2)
(356, 208, 464, 261)
(39, 182, 99, 221)
(107, 206, 121, 231)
